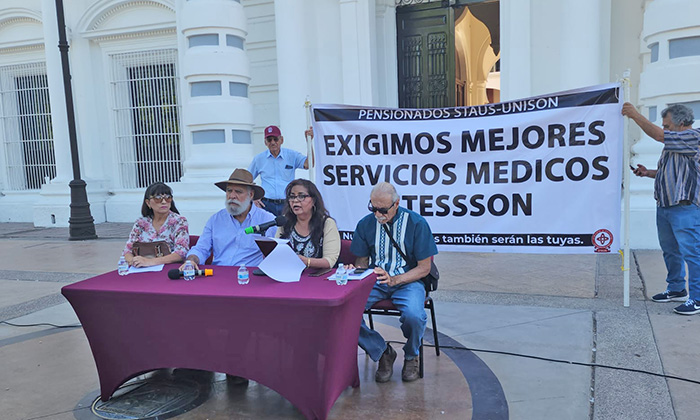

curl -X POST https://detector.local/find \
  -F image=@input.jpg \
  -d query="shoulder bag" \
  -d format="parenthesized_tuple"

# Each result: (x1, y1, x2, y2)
(132, 240, 171, 258)
(381, 224, 439, 292)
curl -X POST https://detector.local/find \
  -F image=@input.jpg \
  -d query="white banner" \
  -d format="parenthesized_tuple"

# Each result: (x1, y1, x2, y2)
(311, 84, 623, 254)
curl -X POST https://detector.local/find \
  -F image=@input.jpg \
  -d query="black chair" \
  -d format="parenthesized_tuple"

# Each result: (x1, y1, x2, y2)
(337, 239, 357, 268)
(365, 295, 439, 378)
(338, 240, 440, 378)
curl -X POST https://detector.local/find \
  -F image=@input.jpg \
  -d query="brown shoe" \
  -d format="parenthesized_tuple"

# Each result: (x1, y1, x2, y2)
(226, 374, 249, 386)
(402, 358, 420, 382)
(375, 343, 397, 383)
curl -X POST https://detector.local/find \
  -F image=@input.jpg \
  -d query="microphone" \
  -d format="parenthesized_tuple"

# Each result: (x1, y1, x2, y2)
(245, 215, 286, 234)
(168, 268, 213, 280)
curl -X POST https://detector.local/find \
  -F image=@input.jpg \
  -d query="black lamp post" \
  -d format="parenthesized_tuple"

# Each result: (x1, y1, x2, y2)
(55, 0, 97, 240)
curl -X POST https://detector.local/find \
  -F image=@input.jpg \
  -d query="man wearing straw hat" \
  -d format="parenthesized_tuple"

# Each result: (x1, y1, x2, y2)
(183, 168, 276, 269)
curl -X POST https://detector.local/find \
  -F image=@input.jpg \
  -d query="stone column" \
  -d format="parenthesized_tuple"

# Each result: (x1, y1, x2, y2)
(33, 0, 89, 226)
(558, 0, 608, 89)
(375, 0, 398, 107)
(338, 0, 376, 105)
(41, 0, 72, 185)
(273, 0, 312, 154)
(175, 0, 254, 232)
(633, 0, 700, 248)
(499, 0, 531, 100)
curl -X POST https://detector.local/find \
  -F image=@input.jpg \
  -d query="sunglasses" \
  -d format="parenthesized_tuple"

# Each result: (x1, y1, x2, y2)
(150, 194, 172, 202)
(367, 200, 395, 215)
(288, 193, 311, 202)
(265, 136, 281, 143)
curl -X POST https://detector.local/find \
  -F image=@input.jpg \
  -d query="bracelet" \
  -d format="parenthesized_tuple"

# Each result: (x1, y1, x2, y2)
(306, 257, 311, 268)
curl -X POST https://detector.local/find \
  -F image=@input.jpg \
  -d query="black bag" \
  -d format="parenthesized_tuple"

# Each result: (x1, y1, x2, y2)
(422, 261, 440, 292)
(381, 224, 439, 292)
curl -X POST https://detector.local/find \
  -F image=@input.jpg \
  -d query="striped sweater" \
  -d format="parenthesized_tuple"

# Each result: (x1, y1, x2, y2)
(655, 128, 700, 207)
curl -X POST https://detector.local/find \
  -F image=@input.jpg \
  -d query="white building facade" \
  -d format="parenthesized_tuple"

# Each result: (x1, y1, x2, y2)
(0, 0, 697, 248)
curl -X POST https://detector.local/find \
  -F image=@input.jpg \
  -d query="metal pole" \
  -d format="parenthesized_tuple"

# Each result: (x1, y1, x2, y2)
(305, 98, 315, 183)
(55, 0, 97, 240)
(622, 69, 632, 307)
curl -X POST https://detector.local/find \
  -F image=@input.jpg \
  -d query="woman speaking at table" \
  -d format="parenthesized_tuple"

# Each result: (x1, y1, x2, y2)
(276, 179, 340, 269)
(122, 182, 190, 268)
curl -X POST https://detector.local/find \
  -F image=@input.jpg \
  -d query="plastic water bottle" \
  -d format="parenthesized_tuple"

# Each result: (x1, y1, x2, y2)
(335, 263, 348, 286)
(118, 256, 129, 276)
(238, 265, 249, 285)
(183, 260, 195, 281)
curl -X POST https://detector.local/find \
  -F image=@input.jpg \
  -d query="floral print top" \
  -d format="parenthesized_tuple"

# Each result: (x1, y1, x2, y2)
(122, 211, 189, 258)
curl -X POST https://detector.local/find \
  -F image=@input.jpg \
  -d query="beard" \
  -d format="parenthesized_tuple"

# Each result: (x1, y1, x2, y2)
(226, 196, 252, 216)
(374, 214, 388, 224)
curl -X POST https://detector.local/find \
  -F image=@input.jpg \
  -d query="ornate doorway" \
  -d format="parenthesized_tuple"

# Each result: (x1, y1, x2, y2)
(396, 0, 500, 108)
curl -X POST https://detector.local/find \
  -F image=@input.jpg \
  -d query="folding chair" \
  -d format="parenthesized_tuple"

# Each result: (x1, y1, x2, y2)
(365, 295, 439, 378)
(339, 239, 440, 378)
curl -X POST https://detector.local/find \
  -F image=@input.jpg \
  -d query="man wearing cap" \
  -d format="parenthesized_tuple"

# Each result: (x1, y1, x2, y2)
(183, 168, 276, 269)
(248, 125, 309, 216)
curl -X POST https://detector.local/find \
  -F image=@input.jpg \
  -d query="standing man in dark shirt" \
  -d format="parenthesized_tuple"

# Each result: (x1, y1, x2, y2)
(623, 102, 700, 315)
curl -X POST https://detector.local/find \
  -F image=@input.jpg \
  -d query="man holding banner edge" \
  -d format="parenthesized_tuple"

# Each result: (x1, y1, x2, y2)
(350, 182, 438, 382)
(622, 102, 700, 315)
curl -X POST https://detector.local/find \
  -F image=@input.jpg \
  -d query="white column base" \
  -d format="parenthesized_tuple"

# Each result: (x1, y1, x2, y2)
(175, 142, 255, 234)
(0, 192, 38, 223)
(33, 180, 108, 227)
(171, 181, 227, 235)
(0, 180, 107, 226)
(629, 208, 659, 249)
(180, 144, 253, 184)
(104, 181, 231, 236)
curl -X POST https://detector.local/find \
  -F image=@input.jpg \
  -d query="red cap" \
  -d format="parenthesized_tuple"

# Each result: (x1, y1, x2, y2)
(264, 125, 282, 137)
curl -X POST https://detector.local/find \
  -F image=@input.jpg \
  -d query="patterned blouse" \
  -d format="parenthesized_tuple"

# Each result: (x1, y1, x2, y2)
(122, 211, 190, 259)
(289, 228, 324, 259)
(276, 217, 340, 267)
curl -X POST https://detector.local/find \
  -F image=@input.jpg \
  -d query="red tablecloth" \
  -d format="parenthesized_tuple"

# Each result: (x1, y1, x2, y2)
(61, 265, 376, 420)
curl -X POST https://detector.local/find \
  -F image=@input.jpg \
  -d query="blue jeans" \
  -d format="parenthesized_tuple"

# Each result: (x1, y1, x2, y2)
(359, 281, 427, 361)
(657, 203, 700, 300)
(261, 198, 284, 217)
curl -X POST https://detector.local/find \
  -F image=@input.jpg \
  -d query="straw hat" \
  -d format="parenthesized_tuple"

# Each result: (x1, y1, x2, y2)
(214, 168, 265, 200)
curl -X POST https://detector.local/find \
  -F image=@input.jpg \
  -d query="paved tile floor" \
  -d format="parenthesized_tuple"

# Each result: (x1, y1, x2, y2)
(1, 223, 698, 419)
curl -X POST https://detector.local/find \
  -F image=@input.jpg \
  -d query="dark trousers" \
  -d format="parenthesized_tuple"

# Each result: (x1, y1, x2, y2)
(262, 198, 285, 216)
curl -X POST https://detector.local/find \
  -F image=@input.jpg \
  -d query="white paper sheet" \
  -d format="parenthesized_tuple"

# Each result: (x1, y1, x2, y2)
(127, 264, 165, 274)
(258, 243, 305, 282)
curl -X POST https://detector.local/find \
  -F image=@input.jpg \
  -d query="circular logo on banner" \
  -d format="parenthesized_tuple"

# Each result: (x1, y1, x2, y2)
(592, 229, 613, 253)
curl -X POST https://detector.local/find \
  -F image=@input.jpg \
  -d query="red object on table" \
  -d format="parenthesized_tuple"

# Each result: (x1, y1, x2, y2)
(62, 265, 375, 420)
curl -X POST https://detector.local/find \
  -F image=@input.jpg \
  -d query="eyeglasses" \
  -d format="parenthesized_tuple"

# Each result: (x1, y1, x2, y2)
(368, 200, 395, 215)
(150, 194, 172, 202)
(288, 193, 311, 202)
(265, 136, 281, 143)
